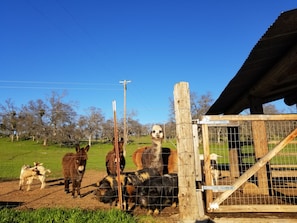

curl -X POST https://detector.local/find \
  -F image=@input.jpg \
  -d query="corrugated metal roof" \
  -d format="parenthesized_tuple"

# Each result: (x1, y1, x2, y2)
(207, 8, 297, 115)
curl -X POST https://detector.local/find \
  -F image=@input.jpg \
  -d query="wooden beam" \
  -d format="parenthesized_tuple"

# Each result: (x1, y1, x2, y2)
(174, 82, 205, 220)
(209, 127, 297, 209)
(201, 114, 297, 122)
(211, 205, 297, 213)
(252, 120, 269, 195)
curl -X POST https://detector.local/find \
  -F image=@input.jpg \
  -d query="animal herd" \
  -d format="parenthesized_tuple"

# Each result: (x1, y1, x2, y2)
(18, 124, 221, 215)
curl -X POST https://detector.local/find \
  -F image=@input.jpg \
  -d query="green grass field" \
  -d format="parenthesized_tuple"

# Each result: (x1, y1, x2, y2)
(0, 136, 175, 222)
(0, 136, 176, 180)
(0, 208, 140, 223)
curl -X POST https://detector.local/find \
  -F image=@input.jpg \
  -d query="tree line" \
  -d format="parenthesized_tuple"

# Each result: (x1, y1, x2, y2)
(0, 90, 281, 146)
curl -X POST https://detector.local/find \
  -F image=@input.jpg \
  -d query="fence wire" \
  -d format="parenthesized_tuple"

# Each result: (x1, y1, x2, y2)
(200, 118, 297, 211)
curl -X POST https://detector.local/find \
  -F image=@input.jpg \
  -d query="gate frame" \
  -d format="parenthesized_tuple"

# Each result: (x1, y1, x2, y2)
(200, 114, 297, 213)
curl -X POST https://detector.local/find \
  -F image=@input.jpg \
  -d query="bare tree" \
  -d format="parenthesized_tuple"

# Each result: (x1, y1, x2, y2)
(78, 107, 104, 145)
(0, 99, 18, 141)
(101, 119, 114, 141)
(263, 103, 281, 114)
(47, 91, 77, 146)
(21, 99, 49, 144)
(191, 91, 213, 119)
(168, 91, 214, 139)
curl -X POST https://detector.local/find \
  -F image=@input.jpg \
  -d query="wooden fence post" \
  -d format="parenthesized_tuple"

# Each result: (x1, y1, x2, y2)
(174, 82, 205, 222)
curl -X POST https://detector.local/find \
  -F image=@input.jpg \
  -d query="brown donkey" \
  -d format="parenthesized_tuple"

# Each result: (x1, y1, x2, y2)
(62, 144, 90, 198)
(105, 137, 125, 175)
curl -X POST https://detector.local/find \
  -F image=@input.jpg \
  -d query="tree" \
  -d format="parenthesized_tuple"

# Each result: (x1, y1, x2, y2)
(263, 103, 281, 114)
(47, 91, 77, 146)
(21, 99, 49, 144)
(169, 91, 213, 121)
(191, 92, 213, 119)
(78, 107, 105, 145)
(0, 99, 18, 141)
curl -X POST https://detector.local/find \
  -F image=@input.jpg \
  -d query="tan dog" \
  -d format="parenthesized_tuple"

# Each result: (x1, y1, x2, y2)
(19, 162, 51, 191)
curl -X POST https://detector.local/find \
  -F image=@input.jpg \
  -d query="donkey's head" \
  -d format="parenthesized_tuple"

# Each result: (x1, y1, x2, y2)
(112, 137, 124, 154)
(75, 144, 90, 173)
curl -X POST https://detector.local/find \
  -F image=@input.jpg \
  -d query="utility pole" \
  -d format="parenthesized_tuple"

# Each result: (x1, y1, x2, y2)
(119, 80, 131, 157)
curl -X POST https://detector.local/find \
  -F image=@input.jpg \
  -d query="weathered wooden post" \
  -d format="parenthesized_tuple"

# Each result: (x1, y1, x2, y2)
(251, 120, 270, 195)
(174, 82, 205, 222)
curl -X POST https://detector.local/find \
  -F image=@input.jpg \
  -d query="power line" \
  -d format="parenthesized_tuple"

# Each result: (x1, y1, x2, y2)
(0, 80, 119, 86)
(0, 80, 122, 91)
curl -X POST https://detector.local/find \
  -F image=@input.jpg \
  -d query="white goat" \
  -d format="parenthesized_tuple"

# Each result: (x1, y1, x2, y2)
(199, 153, 222, 186)
(19, 162, 51, 191)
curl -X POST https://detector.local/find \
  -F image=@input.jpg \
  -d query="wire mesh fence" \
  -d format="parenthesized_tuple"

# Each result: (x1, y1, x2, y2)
(199, 115, 297, 213)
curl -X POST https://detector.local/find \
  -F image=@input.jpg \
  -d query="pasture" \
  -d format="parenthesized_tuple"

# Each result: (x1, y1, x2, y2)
(0, 136, 176, 180)
(0, 208, 139, 223)
(0, 136, 179, 223)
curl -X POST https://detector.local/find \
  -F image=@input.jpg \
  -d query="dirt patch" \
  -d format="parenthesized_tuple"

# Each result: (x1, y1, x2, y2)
(0, 170, 180, 222)
(2, 170, 296, 222)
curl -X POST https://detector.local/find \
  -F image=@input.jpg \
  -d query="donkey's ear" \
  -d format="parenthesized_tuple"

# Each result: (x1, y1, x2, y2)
(84, 145, 90, 152)
(75, 144, 80, 152)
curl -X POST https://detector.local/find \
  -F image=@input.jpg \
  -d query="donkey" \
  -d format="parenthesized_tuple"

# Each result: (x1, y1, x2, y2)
(62, 144, 90, 198)
(105, 137, 125, 175)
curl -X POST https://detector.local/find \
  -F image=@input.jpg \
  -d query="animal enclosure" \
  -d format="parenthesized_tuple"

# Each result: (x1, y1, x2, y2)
(198, 114, 297, 213)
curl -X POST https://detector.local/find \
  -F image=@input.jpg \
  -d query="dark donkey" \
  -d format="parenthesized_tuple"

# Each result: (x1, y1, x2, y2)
(62, 144, 90, 198)
(105, 137, 125, 175)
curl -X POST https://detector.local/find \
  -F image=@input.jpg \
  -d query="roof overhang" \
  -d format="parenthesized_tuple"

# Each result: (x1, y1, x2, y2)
(207, 9, 297, 115)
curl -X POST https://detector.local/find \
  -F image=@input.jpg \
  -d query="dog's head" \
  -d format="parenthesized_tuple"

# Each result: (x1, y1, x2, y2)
(151, 125, 164, 140)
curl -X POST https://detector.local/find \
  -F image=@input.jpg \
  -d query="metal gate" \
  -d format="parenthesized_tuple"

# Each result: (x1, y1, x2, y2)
(198, 114, 297, 213)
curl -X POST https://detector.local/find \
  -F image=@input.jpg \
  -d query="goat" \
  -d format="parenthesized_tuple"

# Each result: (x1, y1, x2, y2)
(19, 162, 51, 191)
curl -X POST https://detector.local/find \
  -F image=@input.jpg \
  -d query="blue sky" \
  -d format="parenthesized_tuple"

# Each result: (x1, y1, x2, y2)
(0, 1, 296, 124)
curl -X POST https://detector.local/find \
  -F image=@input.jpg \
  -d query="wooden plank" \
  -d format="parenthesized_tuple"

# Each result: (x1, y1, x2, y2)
(210, 205, 297, 213)
(192, 123, 205, 214)
(202, 123, 214, 206)
(193, 123, 202, 181)
(252, 120, 269, 195)
(209, 127, 297, 209)
(214, 218, 297, 223)
(271, 170, 297, 178)
(202, 114, 297, 121)
(174, 82, 204, 220)
(271, 164, 297, 168)
(227, 126, 240, 178)
(229, 149, 240, 178)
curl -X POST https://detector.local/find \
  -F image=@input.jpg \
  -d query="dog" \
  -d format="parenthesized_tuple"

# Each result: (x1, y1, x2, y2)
(19, 162, 51, 191)
(200, 153, 222, 185)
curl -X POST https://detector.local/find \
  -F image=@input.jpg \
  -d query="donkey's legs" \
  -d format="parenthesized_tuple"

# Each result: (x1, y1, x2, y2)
(64, 178, 70, 193)
(77, 181, 82, 198)
(71, 180, 78, 198)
